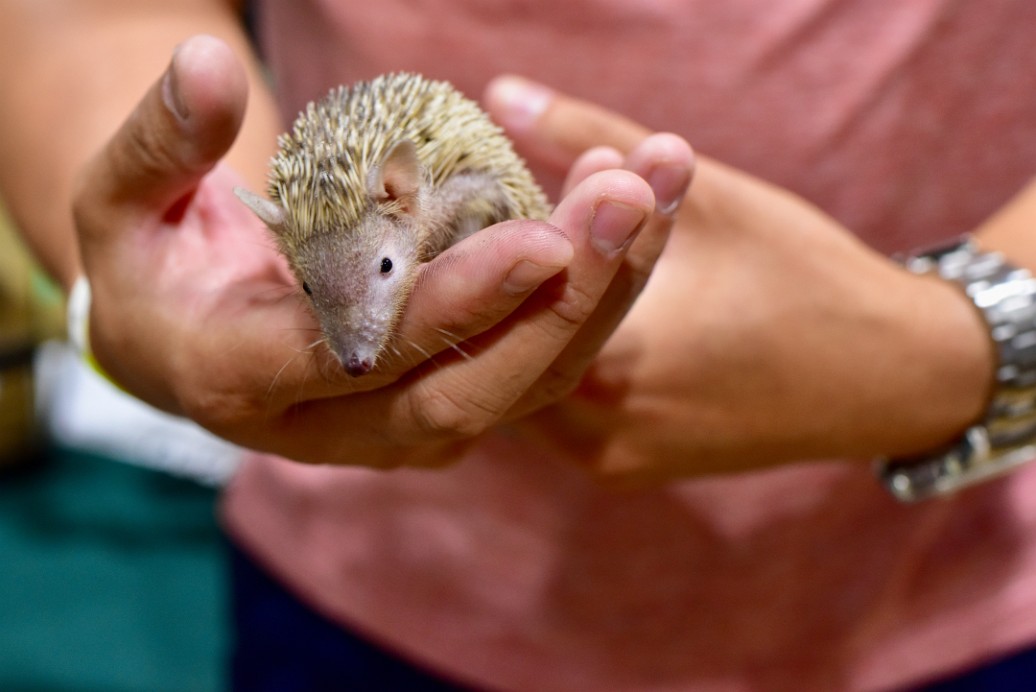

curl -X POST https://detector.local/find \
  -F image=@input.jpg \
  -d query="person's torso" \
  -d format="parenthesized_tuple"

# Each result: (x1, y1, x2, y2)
(226, 2, 1036, 689)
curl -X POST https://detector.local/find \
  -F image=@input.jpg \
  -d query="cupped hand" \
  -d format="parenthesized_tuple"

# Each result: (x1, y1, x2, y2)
(485, 77, 995, 482)
(71, 36, 693, 468)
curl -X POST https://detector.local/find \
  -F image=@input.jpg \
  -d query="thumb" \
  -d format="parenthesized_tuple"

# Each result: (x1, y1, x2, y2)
(77, 35, 247, 234)
(484, 75, 650, 169)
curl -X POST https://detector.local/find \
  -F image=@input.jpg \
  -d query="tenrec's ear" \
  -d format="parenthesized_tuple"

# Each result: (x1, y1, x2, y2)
(368, 140, 421, 216)
(234, 187, 288, 234)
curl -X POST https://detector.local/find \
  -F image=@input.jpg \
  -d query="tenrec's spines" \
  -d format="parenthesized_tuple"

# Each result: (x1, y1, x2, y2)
(266, 73, 551, 249)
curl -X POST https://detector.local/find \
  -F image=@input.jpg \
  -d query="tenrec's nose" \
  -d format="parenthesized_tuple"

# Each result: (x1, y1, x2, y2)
(330, 325, 376, 377)
(343, 354, 372, 377)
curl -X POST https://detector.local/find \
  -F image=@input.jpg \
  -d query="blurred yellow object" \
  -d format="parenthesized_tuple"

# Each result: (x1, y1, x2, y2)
(0, 202, 63, 467)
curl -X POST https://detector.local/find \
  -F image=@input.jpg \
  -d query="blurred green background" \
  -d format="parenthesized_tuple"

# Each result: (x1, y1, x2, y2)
(0, 451, 226, 692)
(1, 206, 228, 691)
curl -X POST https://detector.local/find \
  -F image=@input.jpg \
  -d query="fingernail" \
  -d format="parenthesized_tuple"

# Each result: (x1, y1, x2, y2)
(162, 46, 190, 122)
(503, 259, 563, 295)
(489, 76, 553, 132)
(590, 200, 647, 257)
(647, 163, 691, 215)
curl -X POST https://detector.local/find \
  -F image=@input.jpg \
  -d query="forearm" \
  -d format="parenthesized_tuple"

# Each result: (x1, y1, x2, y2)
(0, 0, 280, 290)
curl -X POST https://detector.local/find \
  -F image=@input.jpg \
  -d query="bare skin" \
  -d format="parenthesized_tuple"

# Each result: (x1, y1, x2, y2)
(488, 78, 998, 481)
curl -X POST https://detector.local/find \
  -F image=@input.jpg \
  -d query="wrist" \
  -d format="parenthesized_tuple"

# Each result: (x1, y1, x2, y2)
(890, 269, 995, 456)
(877, 237, 1036, 500)
(762, 243, 997, 466)
(785, 248, 996, 467)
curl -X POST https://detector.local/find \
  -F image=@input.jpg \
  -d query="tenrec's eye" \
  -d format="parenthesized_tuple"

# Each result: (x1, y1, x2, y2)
(380, 258, 393, 274)
(302, 281, 312, 295)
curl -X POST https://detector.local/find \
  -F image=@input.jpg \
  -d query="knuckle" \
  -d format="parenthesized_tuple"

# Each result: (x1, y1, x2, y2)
(174, 378, 236, 430)
(120, 122, 182, 183)
(410, 384, 497, 440)
(171, 359, 258, 434)
(544, 281, 598, 333)
(534, 364, 584, 404)
(178, 387, 267, 445)
(437, 300, 500, 343)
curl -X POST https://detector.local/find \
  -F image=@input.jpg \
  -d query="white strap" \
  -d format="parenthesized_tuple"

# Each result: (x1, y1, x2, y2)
(67, 275, 92, 356)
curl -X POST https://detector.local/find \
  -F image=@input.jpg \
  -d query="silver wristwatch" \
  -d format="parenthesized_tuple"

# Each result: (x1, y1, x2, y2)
(877, 237, 1036, 502)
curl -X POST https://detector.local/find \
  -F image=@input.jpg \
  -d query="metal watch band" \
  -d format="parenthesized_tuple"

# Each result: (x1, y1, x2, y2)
(878, 237, 1036, 502)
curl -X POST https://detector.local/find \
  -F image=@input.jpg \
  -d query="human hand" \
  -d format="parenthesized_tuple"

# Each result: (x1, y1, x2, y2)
(71, 36, 690, 468)
(485, 77, 995, 482)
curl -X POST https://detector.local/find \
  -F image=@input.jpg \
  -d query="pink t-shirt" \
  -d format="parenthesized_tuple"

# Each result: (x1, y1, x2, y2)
(222, 1, 1036, 689)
